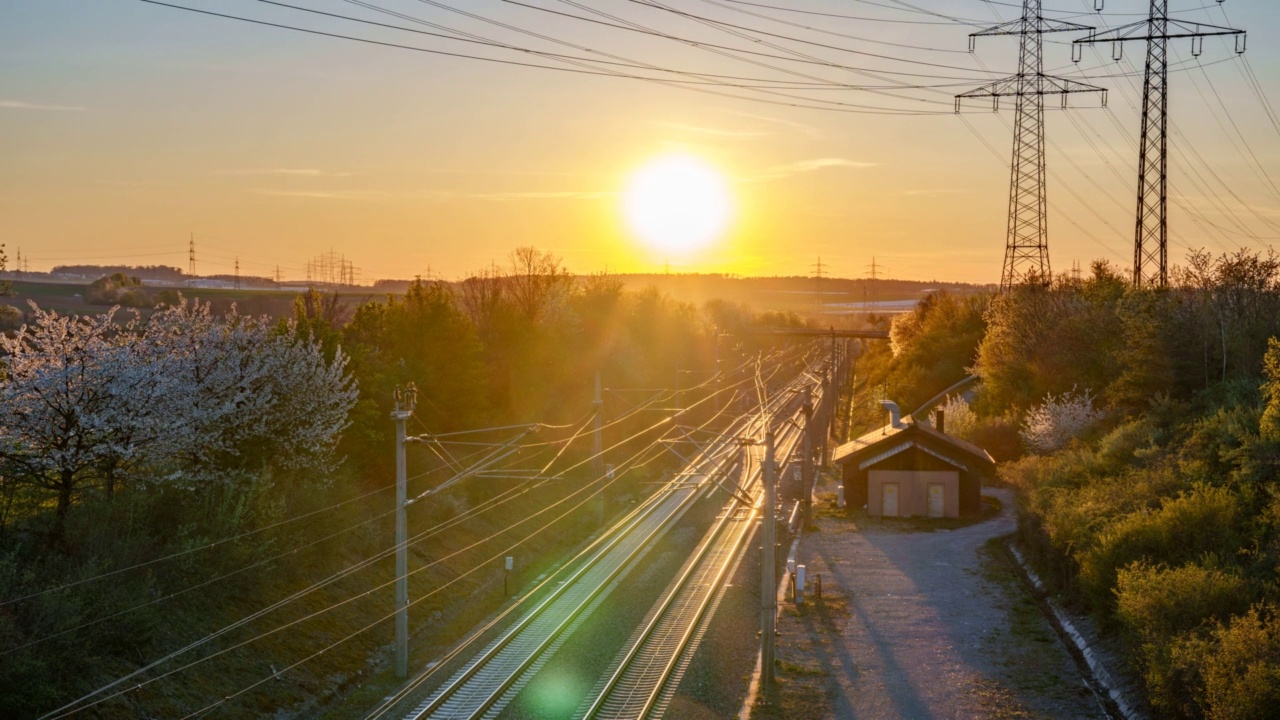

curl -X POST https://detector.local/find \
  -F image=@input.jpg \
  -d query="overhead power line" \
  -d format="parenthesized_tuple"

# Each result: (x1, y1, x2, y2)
(719, 0, 985, 25)
(138, 0, 953, 115)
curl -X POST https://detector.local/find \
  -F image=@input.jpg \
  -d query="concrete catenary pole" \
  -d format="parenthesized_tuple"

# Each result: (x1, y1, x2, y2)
(391, 386, 415, 679)
(761, 426, 777, 688)
(713, 327, 721, 416)
(826, 328, 837, 463)
(593, 369, 605, 526)
(802, 385, 814, 512)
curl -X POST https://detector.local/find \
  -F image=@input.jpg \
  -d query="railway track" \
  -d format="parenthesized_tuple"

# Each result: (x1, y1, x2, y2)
(379, 352, 824, 720)
(578, 381, 813, 720)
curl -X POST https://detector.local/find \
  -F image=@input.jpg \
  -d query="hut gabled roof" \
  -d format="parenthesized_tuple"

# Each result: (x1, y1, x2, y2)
(832, 415, 996, 474)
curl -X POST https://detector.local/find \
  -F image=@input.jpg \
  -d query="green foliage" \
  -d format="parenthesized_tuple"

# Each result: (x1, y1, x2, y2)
(0, 246, 831, 716)
(1079, 484, 1243, 613)
(977, 251, 1280, 415)
(0, 303, 21, 331)
(1116, 561, 1248, 648)
(859, 290, 989, 416)
(964, 412, 1024, 463)
(864, 249, 1280, 718)
(1115, 561, 1250, 716)
(975, 261, 1126, 414)
(1261, 337, 1280, 441)
(1190, 606, 1280, 720)
(86, 272, 148, 306)
(0, 243, 11, 296)
(1006, 386, 1280, 717)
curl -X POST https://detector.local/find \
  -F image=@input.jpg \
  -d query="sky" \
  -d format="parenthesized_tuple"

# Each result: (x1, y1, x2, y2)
(2, 0, 1279, 284)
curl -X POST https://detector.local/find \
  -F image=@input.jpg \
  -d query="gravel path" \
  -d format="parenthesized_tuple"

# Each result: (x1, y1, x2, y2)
(757, 485, 1108, 720)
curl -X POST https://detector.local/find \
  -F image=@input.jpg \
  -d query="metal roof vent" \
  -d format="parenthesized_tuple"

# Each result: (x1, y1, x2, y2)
(880, 400, 903, 429)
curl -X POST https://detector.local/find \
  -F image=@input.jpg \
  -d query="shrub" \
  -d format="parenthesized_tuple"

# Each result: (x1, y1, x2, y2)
(1020, 386, 1103, 454)
(935, 394, 976, 437)
(1116, 562, 1249, 717)
(0, 303, 21, 332)
(1194, 606, 1280, 720)
(118, 287, 150, 307)
(966, 412, 1024, 462)
(85, 272, 146, 305)
(1079, 484, 1243, 612)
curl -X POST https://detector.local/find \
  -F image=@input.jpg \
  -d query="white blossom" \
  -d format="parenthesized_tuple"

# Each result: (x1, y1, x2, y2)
(934, 394, 978, 438)
(0, 299, 358, 512)
(1019, 386, 1103, 454)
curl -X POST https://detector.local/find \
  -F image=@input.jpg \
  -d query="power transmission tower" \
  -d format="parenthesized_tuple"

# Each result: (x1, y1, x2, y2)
(274, 265, 282, 284)
(234, 257, 241, 290)
(956, 0, 1106, 292)
(811, 257, 825, 305)
(864, 257, 882, 309)
(1075, 1, 1246, 288)
(188, 233, 196, 277)
(15, 248, 22, 279)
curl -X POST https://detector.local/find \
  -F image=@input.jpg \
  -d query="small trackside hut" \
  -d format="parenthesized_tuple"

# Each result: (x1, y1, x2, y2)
(832, 401, 995, 519)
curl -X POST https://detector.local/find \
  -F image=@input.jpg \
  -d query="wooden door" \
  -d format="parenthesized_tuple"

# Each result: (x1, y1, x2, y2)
(927, 483, 945, 518)
(882, 483, 899, 517)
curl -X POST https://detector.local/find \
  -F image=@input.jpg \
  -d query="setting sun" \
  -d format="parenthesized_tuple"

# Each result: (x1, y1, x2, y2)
(623, 154, 732, 255)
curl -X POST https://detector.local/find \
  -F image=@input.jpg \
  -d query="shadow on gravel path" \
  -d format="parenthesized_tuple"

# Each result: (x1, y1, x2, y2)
(756, 486, 1106, 720)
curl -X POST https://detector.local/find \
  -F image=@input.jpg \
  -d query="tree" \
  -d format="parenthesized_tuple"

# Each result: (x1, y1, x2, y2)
(1019, 386, 1103, 454)
(134, 299, 358, 484)
(0, 305, 128, 530)
(1261, 337, 1280, 441)
(0, 243, 11, 296)
(0, 301, 359, 534)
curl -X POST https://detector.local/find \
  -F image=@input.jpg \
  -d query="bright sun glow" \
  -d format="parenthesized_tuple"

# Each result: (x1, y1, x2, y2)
(623, 154, 732, 254)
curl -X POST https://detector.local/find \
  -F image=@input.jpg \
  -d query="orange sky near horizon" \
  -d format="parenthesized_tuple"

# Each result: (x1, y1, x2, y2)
(2, 1, 1278, 284)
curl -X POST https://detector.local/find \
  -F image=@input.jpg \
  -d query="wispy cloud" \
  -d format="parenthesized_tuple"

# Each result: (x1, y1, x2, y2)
(0, 100, 85, 112)
(656, 121, 769, 138)
(901, 188, 967, 196)
(748, 157, 876, 182)
(230, 168, 351, 177)
(471, 190, 612, 200)
(722, 110, 820, 138)
(252, 188, 452, 200)
(252, 186, 608, 201)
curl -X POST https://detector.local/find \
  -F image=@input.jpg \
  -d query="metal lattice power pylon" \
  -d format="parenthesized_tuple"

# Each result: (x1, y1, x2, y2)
(1074, 1, 1246, 288)
(956, 0, 1106, 293)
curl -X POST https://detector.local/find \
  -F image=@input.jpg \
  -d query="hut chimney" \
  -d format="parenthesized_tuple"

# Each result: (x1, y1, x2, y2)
(880, 400, 902, 429)
(936, 409, 946, 435)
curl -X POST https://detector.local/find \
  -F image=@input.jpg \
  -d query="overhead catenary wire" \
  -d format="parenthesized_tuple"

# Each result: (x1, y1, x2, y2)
(0, 447, 553, 656)
(359, 373, 766, 719)
(44, 361, 768, 719)
(20, 377, 690, 701)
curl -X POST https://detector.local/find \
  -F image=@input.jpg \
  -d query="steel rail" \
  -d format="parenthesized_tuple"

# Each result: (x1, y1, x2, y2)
(402, 394, 759, 719)
(384, 347, 823, 720)
(580, 370, 819, 720)
(422, 443, 742, 717)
